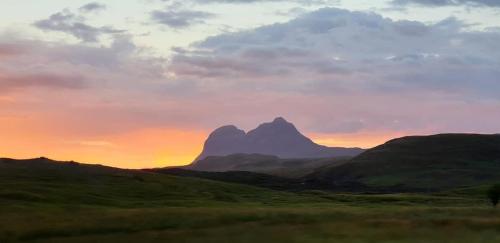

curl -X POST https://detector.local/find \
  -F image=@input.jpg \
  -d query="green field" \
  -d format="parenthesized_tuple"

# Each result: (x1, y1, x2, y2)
(1, 158, 500, 242)
(2, 196, 500, 243)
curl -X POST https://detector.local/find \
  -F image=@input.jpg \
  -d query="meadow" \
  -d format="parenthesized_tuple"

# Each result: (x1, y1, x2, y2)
(2, 195, 500, 242)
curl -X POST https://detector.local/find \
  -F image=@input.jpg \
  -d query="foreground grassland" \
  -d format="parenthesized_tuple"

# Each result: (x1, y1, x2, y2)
(1, 159, 499, 242)
(2, 193, 500, 242)
(1, 204, 499, 243)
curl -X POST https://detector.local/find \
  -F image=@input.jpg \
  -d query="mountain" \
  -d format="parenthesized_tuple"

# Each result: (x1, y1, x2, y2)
(307, 134, 500, 191)
(193, 117, 364, 162)
(185, 153, 350, 178)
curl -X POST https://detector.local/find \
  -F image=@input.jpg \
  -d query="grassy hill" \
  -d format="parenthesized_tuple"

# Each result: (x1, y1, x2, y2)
(308, 134, 500, 191)
(0, 157, 320, 207)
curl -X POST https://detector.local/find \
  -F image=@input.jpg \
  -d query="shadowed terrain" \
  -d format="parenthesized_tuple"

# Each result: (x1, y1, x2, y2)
(149, 168, 305, 191)
(185, 153, 351, 178)
(307, 134, 500, 191)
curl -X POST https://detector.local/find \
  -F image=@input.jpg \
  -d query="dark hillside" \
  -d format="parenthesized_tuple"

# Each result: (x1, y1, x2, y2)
(307, 134, 500, 191)
(0, 158, 312, 206)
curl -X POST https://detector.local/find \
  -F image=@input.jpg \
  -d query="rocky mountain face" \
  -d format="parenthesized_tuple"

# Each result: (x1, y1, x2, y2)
(192, 117, 364, 163)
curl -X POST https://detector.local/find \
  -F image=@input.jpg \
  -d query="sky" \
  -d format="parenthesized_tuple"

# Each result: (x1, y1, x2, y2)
(1, 0, 500, 168)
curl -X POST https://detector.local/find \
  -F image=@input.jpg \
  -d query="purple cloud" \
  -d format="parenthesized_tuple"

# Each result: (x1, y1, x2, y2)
(34, 9, 123, 42)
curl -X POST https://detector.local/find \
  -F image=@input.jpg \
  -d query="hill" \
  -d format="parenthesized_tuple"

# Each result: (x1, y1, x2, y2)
(193, 117, 364, 162)
(0, 157, 314, 207)
(307, 134, 500, 191)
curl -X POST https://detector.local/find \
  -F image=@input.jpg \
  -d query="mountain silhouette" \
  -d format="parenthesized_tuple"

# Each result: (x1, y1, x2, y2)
(192, 117, 364, 163)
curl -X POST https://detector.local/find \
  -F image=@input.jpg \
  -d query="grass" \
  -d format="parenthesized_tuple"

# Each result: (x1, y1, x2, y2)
(1, 203, 500, 242)
(1, 187, 498, 243)
(1, 158, 500, 242)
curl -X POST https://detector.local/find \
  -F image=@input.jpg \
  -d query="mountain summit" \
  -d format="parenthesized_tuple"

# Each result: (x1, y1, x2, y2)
(193, 117, 364, 162)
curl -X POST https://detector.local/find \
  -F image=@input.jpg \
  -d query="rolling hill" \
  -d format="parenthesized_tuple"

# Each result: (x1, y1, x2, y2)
(307, 134, 500, 191)
(0, 157, 314, 207)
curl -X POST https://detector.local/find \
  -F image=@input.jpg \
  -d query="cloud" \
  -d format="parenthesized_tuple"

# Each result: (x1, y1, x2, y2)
(392, 0, 500, 7)
(161, 0, 339, 4)
(0, 72, 85, 93)
(195, 0, 282, 2)
(34, 9, 123, 42)
(169, 8, 500, 96)
(79, 2, 107, 13)
(0, 44, 24, 58)
(151, 9, 214, 28)
(71, 140, 116, 147)
(0, 33, 189, 136)
(164, 7, 500, 134)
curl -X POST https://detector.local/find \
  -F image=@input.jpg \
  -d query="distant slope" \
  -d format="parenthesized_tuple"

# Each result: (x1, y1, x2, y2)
(193, 117, 364, 161)
(188, 154, 281, 172)
(186, 153, 351, 178)
(307, 134, 500, 191)
(0, 158, 313, 206)
(149, 168, 304, 191)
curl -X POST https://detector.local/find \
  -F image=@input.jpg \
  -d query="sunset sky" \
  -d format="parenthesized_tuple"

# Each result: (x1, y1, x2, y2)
(1, 0, 500, 168)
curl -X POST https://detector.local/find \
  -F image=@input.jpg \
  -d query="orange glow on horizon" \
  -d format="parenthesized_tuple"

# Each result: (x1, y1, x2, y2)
(0, 120, 206, 169)
(0, 116, 405, 169)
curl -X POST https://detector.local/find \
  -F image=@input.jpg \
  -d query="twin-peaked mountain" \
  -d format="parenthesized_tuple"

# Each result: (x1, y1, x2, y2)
(192, 117, 364, 163)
